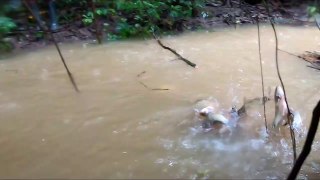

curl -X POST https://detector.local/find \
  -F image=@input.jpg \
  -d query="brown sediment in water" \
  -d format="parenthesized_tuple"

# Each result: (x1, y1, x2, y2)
(0, 25, 319, 179)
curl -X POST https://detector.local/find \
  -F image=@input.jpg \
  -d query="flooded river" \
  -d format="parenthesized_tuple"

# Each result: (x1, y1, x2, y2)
(0, 25, 319, 179)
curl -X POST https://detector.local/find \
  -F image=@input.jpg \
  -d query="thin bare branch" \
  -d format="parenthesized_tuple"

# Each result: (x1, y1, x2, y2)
(256, 17, 268, 134)
(151, 88, 170, 91)
(278, 49, 301, 58)
(287, 101, 320, 180)
(307, 65, 320, 70)
(23, 0, 79, 92)
(138, 80, 149, 89)
(263, 0, 296, 162)
(137, 71, 146, 77)
(137, 79, 169, 91)
(279, 49, 320, 71)
(152, 33, 197, 68)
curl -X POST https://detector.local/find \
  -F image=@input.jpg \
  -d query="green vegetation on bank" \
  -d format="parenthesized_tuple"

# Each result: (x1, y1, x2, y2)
(0, 0, 318, 53)
(0, 0, 207, 52)
(0, 1, 18, 52)
(80, 0, 206, 39)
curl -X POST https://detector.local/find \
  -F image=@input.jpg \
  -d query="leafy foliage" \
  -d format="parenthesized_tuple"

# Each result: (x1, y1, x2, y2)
(0, 17, 16, 36)
(76, 0, 206, 40)
(0, 0, 206, 51)
(307, 5, 318, 16)
(0, 1, 17, 52)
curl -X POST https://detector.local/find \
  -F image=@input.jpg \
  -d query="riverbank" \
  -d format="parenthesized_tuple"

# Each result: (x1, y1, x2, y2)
(2, 1, 316, 53)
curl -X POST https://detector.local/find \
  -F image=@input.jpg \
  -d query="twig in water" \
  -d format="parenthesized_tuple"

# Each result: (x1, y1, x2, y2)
(151, 88, 170, 91)
(278, 49, 301, 58)
(152, 33, 197, 68)
(287, 100, 320, 180)
(138, 80, 149, 89)
(137, 71, 146, 77)
(307, 65, 320, 70)
(263, 0, 296, 162)
(23, 0, 79, 92)
(256, 17, 268, 134)
(138, 81, 169, 91)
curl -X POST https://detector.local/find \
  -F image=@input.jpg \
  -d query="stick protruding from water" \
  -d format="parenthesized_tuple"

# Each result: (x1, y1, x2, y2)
(22, 0, 79, 92)
(262, 0, 296, 162)
(152, 33, 197, 68)
(256, 17, 268, 135)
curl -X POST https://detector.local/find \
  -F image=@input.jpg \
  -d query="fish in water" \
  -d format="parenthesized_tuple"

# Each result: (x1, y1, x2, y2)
(196, 106, 232, 135)
(232, 87, 272, 117)
(273, 86, 288, 127)
(272, 86, 302, 130)
(234, 96, 271, 117)
(195, 94, 272, 134)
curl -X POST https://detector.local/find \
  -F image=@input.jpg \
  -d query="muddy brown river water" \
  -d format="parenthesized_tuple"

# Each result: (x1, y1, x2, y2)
(0, 25, 319, 179)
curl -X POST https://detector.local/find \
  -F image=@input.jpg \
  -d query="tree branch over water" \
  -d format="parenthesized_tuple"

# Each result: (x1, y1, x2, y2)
(279, 49, 320, 71)
(287, 100, 320, 180)
(263, 0, 296, 162)
(23, 0, 79, 93)
(152, 33, 197, 68)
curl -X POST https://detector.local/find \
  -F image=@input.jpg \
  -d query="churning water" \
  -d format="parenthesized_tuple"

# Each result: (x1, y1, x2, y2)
(0, 24, 319, 179)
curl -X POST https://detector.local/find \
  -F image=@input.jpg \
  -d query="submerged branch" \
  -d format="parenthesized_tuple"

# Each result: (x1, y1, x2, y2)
(278, 49, 301, 58)
(152, 33, 197, 68)
(151, 88, 170, 91)
(287, 101, 320, 180)
(137, 71, 169, 91)
(256, 17, 268, 134)
(263, 0, 296, 162)
(138, 80, 149, 89)
(137, 71, 146, 77)
(279, 49, 320, 71)
(307, 65, 320, 70)
(138, 81, 169, 91)
(22, 0, 79, 92)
